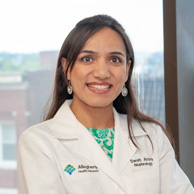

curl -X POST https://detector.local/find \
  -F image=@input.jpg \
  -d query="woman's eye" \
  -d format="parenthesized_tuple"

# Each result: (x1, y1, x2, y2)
(82, 56, 93, 62)
(110, 57, 121, 63)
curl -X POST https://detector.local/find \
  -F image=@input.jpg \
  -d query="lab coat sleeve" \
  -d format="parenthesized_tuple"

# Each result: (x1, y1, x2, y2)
(157, 126, 194, 194)
(17, 130, 65, 194)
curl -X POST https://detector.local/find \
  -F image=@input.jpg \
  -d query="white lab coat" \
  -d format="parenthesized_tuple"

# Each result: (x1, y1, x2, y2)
(17, 100, 194, 194)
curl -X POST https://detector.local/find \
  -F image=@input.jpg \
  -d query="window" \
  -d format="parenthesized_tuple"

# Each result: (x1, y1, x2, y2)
(135, 51, 165, 124)
(0, 122, 16, 161)
(0, 188, 18, 194)
(0, 122, 17, 169)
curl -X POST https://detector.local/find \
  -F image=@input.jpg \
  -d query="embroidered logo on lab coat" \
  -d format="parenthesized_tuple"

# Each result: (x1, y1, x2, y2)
(78, 164, 99, 173)
(64, 164, 76, 175)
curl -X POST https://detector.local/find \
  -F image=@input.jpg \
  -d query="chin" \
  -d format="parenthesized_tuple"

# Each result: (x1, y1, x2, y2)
(86, 101, 113, 109)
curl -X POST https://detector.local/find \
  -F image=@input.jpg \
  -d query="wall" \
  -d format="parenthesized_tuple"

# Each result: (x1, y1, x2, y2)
(176, 0, 194, 184)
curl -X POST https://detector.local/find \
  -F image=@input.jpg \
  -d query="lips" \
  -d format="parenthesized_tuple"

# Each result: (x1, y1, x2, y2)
(86, 82, 112, 93)
(87, 84, 111, 90)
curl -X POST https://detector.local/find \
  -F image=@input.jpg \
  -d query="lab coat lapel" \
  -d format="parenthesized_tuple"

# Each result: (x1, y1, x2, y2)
(112, 109, 137, 174)
(77, 122, 128, 194)
(112, 109, 148, 175)
(54, 100, 128, 193)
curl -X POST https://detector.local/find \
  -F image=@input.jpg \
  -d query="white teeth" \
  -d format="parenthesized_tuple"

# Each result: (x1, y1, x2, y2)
(88, 85, 110, 90)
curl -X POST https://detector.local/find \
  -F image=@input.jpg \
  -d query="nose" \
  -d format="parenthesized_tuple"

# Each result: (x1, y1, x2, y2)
(93, 59, 110, 79)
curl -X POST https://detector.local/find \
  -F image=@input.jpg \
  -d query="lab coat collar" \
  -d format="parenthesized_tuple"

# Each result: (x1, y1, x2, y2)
(53, 100, 82, 139)
(52, 100, 148, 193)
(112, 108, 148, 174)
(52, 100, 128, 192)
(53, 100, 148, 139)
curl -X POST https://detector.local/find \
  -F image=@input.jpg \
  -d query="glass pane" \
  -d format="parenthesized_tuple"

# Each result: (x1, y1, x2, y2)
(137, 77, 165, 122)
(3, 144, 16, 161)
(135, 52, 165, 123)
(133, 18, 165, 123)
(2, 123, 16, 143)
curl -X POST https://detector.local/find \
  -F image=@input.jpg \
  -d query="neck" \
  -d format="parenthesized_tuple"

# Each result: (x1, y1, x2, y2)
(70, 100, 114, 129)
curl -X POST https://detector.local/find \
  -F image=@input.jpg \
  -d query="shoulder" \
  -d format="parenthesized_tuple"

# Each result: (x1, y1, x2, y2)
(133, 120, 167, 144)
(20, 119, 54, 139)
(18, 119, 55, 152)
(133, 121, 173, 155)
(117, 112, 169, 147)
(116, 111, 164, 137)
(136, 121, 164, 136)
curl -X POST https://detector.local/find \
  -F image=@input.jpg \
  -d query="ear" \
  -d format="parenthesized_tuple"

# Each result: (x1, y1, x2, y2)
(61, 57, 71, 80)
(125, 60, 131, 82)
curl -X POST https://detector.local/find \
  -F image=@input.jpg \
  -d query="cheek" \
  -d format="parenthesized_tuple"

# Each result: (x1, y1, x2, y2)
(115, 68, 128, 83)
(70, 67, 85, 82)
(70, 67, 90, 90)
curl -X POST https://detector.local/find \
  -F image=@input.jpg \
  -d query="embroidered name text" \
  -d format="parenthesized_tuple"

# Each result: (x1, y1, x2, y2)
(130, 157, 154, 167)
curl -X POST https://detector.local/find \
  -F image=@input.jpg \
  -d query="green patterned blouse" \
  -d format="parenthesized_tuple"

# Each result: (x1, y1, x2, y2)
(87, 127, 115, 161)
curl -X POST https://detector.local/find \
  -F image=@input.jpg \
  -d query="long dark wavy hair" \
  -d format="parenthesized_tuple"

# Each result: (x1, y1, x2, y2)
(44, 14, 174, 148)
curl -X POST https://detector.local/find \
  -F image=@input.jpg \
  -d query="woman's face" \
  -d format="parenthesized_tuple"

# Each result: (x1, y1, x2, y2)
(63, 27, 131, 110)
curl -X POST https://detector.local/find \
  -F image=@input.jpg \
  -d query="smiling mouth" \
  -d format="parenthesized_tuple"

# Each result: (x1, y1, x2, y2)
(87, 84, 112, 90)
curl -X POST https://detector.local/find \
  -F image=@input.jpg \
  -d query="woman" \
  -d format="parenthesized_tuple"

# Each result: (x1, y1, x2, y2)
(17, 15, 193, 194)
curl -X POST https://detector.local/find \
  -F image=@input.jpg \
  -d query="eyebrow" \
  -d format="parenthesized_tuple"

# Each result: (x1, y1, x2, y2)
(80, 50, 97, 54)
(109, 51, 125, 57)
(80, 50, 125, 57)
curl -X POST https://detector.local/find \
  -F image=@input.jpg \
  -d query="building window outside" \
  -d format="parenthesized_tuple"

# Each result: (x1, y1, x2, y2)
(0, 122, 17, 161)
(135, 51, 165, 123)
(0, 122, 17, 170)
(0, 188, 18, 194)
